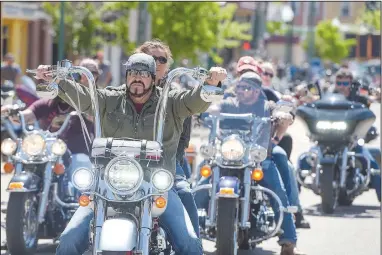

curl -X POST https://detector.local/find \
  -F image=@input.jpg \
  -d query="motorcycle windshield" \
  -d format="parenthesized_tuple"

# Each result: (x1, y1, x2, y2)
(217, 79, 272, 151)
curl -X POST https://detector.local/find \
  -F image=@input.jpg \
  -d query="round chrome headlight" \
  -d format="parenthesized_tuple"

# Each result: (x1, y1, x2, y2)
(249, 145, 267, 162)
(22, 134, 46, 156)
(221, 137, 245, 161)
(151, 169, 174, 192)
(72, 168, 95, 191)
(104, 157, 143, 195)
(1, 138, 17, 156)
(51, 139, 67, 156)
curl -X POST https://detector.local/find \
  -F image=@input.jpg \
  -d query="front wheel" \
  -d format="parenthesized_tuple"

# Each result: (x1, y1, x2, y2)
(320, 164, 338, 214)
(216, 197, 238, 255)
(6, 192, 39, 255)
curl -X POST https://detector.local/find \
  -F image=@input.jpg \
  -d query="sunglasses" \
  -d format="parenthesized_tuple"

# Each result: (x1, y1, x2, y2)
(153, 56, 167, 64)
(336, 81, 350, 87)
(263, 72, 274, 78)
(127, 70, 151, 78)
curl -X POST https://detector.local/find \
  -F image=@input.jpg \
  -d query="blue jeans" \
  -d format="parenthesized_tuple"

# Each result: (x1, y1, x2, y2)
(176, 161, 200, 237)
(56, 187, 202, 255)
(298, 146, 381, 202)
(272, 145, 303, 212)
(194, 160, 297, 245)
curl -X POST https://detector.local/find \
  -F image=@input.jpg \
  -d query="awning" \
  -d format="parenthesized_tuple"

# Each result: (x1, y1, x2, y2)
(1, 2, 51, 21)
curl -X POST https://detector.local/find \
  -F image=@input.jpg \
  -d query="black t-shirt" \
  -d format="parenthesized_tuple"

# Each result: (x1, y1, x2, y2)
(262, 87, 280, 103)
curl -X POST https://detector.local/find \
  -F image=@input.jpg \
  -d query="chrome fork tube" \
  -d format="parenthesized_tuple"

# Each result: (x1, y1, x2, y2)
(340, 147, 349, 188)
(92, 197, 106, 255)
(240, 168, 251, 228)
(138, 198, 152, 254)
(207, 166, 220, 226)
(37, 162, 53, 223)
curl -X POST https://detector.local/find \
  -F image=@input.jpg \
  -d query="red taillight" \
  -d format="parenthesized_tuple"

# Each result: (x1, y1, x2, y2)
(126, 252, 133, 255)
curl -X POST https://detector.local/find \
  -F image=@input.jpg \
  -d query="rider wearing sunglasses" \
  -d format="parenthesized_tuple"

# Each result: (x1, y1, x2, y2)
(233, 57, 311, 229)
(334, 68, 369, 107)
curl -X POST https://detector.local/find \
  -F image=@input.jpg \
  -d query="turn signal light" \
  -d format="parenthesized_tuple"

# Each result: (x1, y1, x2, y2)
(200, 165, 212, 177)
(251, 168, 264, 181)
(155, 197, 167, 208)
(3, 162, 14, 173)
(53, 163, 65, 175)
(8, 182, 24, 190)
(78, 195, 90, 207)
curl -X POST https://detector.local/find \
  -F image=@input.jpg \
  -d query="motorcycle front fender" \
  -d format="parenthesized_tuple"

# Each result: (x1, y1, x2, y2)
(7, 171, 41, 192)
(99, 218, 137, 251)
(217, 176, 240, 198)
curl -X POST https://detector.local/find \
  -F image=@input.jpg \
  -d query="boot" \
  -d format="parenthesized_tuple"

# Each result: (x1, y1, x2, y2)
(294, 212, 311, 229)
(280, 243, 295, 255)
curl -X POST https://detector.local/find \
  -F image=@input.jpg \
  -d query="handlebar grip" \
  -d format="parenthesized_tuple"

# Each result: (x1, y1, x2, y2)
(26, 65, 57, 75)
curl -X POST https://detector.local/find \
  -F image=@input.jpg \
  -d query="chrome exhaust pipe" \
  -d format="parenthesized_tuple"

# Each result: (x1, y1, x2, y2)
(53, 183, 78, 208)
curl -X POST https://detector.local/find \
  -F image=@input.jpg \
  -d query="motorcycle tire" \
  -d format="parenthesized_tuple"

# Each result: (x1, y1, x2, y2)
(320, 164, 338, 214)
(216, 197, 238, 255)
(6, 192, 39, 255)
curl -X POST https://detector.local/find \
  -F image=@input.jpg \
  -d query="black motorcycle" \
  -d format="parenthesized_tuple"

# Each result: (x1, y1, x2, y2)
(296, 91, 378, 213)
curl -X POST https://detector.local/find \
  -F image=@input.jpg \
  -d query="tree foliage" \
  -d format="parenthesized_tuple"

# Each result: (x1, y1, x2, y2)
(266, 21, 287, 35)
(42, 2, 106, 58)
(43, 2, 252, 64)
(149, 2, 251, 64)
(303, 20, 356, 63)
(358, 8, 381, 31)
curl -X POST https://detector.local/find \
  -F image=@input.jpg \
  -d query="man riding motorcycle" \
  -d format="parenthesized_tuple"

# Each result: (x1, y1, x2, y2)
(195, 72, 304, 255)
(108, 39, 200, 237)
(1, 60, 97, 192)
(35, 52, 227, 255)
(299, 68, 381, 202)
(235, 57, 310, 228)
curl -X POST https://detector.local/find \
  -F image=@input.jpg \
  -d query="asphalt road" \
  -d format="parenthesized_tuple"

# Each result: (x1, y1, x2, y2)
(1, 103, 381, 255)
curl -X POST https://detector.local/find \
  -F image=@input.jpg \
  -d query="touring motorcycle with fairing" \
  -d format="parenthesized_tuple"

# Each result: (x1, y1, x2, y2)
(296, 90, 379, 213)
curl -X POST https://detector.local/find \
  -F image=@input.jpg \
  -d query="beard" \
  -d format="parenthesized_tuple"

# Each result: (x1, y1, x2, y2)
(127, 81, 153, 98)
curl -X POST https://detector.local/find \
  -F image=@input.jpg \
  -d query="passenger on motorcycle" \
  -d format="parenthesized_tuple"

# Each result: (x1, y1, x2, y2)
(36, 52, 227, 255)
(300, 68, 381, 201)
(237, 57, 310, 228)
(195, 72, 303, 255)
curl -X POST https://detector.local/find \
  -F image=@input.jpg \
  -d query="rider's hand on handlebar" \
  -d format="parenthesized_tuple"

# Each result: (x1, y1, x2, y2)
(205, 67, 227, 86)
(36, 65, 55, 81)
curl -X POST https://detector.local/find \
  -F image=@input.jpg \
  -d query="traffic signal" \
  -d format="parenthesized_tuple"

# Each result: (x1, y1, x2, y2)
(242, 41, 251, 51)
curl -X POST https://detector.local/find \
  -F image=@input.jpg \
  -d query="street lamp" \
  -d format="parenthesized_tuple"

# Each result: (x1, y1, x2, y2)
(281, 4, 294, 64)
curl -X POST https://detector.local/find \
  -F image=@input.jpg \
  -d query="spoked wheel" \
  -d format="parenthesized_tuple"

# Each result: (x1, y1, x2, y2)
(6, 192, 39, 255)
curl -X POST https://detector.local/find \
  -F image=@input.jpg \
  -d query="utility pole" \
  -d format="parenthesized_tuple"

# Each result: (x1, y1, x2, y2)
(307, 2, 316, 61)
(137, 2, 148, 45)
(58, 2, 65, 61)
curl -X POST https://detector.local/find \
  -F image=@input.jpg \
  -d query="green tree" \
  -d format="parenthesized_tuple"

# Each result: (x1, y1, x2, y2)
(212, 3, 252, 63)
(358, 8, 381, 31)
(303, 20, 356, 63)
(99, 2, 251, 64)
(266, 21, 287, 35)
(42, 2, 108, 58)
